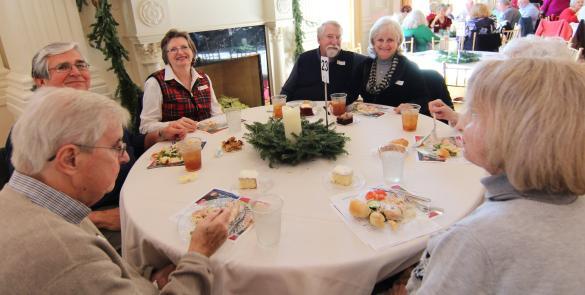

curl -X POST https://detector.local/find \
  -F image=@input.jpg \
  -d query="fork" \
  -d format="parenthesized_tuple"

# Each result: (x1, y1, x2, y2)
(416, 113, 438, 147)
(373, 187, 431, 203)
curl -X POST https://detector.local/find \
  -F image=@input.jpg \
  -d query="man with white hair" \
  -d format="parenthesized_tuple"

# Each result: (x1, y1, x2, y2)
(0, 87, 231, 293)
(281, 20, 366, 101)
(497, 0, 521, 29)
(3, 42, 187, 251)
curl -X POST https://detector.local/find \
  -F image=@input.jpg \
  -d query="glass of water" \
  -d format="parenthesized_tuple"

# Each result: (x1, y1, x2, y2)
(251, 194, 283, 247)
(379, 144, 407, 184)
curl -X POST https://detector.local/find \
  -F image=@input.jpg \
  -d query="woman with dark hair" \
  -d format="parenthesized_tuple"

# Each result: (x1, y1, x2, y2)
(140, 29, 223, 134)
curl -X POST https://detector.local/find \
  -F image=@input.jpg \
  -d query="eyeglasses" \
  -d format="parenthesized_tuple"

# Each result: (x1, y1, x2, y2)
(76, 142, 127, 157)
(47, 142, 127, 161)
(48, 61, 90, 73)
(166, 45, 191, 54)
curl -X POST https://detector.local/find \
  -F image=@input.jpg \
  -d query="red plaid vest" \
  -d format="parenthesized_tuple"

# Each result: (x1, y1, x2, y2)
(150, 69, 212, 122)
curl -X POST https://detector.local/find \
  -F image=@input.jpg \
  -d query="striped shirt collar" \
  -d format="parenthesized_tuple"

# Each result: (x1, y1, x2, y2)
(8, 171, 91, 224)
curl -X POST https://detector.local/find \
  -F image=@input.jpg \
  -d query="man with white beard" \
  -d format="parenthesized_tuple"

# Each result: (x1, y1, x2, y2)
(281, 20, 365, 101)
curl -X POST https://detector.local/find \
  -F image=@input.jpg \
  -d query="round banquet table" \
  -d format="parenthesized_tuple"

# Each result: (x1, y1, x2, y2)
(120, 103, 486, 295)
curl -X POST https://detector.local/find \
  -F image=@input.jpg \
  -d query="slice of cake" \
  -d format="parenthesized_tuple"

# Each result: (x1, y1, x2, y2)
(239, 170, 258, 189)
(331, 165, 353, 186)
(300, 100, 314, 116)
(336, 112, 353, 125)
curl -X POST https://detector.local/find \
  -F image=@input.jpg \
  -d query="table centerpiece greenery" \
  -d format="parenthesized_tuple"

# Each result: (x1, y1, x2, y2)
(435, 50, 480, 64)
(244, 118, 349, 167)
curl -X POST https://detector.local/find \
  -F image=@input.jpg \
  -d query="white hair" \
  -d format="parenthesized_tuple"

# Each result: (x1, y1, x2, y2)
(501, 35, 575, 61)
(317, 20, 343, 39)
(570, 0, 583, 7)
(31, 42, 84, 80)
(402, 10, 428, 30)
(368, 16, 404, 57)
(11, 87, 129, 175)
(466, 58, 585, 194)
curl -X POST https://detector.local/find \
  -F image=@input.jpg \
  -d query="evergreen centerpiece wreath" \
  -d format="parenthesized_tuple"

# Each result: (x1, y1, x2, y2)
(435, 50, 480, 64)
(244, 119, 350, 167)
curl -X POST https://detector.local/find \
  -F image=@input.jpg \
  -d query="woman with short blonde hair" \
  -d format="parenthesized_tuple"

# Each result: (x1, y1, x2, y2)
(464, 3, 497, 50)
(355, 16, 429, 114)
(407, 58, 585, 293)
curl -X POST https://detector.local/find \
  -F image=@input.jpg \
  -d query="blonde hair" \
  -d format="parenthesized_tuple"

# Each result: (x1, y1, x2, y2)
(465, 58, 585, 194)
(471, 3, 491, 19)
(11, 87, 130, 175)
(368, 16, 403, 57)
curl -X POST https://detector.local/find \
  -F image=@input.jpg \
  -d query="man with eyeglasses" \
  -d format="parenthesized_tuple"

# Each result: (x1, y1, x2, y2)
(0, 87, 231, 293)
(3, 42, 187, 252)
(280, 20, 367, 102)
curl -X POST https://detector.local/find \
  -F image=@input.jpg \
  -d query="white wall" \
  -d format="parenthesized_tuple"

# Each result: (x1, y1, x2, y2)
(169, 0, 267, 32)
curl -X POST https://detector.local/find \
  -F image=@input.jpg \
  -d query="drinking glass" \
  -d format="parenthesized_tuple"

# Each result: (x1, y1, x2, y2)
(251, 194, 283, 247)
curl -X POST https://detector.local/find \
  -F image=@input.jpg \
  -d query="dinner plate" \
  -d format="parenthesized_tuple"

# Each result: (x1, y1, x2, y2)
(176, 198, 253, 242)
(322, 170, 366, 190)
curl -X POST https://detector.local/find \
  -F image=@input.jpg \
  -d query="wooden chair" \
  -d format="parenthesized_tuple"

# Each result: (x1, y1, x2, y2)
(569, 47, 584, 62)
(431, 37, 443, 50)
(501, 24, 520, 45)
(442, 62, 472, 103)
(402, 36, 414, 53)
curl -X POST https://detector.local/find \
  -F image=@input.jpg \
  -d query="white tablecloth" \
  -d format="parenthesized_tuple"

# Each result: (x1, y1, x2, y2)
(120, 104, 486, 295)
(405, 50, 502, 74)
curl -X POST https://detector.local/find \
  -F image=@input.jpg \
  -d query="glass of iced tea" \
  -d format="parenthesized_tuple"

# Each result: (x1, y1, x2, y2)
(330, 93, 347, 116)
(178, 138, 202, 171)
(271, 95, 287, 119)
(401, 103, 421, 132)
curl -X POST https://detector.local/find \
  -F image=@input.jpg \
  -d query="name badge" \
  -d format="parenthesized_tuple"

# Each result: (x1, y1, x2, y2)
(198, 85, 209, 91)
(395, 80, 404, 86)
(337, 60, 346, 66)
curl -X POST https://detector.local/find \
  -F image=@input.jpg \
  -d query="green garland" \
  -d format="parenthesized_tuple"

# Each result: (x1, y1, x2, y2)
(78, 0, 143, 129)
(292, 0, 305, 60)
(244, 118, 350, 167)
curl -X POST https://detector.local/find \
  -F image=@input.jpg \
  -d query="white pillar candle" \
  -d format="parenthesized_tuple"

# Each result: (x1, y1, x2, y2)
(282, 106, 302, 142)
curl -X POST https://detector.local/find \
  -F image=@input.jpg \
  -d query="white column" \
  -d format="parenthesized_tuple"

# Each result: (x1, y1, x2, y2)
(266, 22, 289, 95)
(0, 0, 110, 118)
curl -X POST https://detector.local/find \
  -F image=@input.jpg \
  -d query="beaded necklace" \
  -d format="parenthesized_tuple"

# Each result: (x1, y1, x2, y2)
(366, 55, 399, 95)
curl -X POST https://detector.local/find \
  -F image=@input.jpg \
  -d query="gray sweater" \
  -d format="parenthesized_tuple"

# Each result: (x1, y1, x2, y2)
(0, 186, 213, 294)
(407, 174, 585, 294)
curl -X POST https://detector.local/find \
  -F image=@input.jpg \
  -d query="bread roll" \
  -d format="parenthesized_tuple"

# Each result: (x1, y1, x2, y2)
(349, 199, 370, 218)
(369, 211, 386, 228)
(391, 138, 409, 148)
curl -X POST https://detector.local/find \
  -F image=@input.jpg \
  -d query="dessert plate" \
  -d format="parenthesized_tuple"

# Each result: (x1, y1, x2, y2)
(322, 171, 365, 190)
(229, 177, 274, 196)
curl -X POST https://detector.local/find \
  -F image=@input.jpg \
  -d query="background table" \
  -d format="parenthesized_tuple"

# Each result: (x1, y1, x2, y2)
(121, 104, 486, 295)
